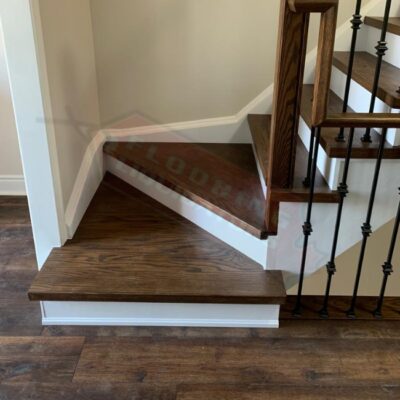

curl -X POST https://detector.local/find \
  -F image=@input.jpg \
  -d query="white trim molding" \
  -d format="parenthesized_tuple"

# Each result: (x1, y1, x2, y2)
(0, 0, 67, 267)
(0, 175, 26, 195)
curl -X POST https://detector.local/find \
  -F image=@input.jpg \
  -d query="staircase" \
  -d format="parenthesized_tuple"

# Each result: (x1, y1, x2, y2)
(29, 0, 400, 326)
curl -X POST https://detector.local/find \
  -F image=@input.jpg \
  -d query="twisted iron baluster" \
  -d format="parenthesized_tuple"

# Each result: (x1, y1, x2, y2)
(373, 189, 400, 318)
(362, 0, 392, 143)
(320, 128, 355, 319)
(336, 0, 363, 142)
(347, 128, 389, 318)
(293, 127, 322, 317)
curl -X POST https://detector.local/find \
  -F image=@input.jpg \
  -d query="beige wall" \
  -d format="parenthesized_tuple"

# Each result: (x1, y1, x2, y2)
(39, 0, 100, 208)
(288, 218, 400, 296)
(0, 22, 22, 176)
(90, 0, 365, 127)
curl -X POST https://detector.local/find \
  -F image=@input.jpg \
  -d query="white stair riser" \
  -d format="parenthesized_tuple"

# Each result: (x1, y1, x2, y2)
(41, 301, 280, 328)
(298, 118, 343, 190)
(331, 66, 400, 146)
(358, 24, 400, 70)
(105, 155, 268, 268)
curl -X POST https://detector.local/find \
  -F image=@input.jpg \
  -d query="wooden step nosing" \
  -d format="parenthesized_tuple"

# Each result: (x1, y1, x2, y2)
(28, 291, 287, 305)
(364, 16, 400, 37)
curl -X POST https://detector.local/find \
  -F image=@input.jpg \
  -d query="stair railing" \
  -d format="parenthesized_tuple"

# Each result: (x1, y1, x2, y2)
(268, 0, 400, 318)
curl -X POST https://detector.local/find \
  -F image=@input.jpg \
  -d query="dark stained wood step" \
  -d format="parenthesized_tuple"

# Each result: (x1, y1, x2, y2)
(248, 114, 339, 203)
(104, 142, 267, 239)
(333, 51, 400, 109)
(301, 84, 400, 159)
(28, 173, 286, 304)
(364, 16, 400, 36)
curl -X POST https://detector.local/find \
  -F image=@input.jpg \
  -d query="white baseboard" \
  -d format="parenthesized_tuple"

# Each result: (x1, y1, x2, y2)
(41, 301, 280, 328)
(64, 132, 106, 238)
(106, 155, 268, 267)
(0, 175, 26, 195)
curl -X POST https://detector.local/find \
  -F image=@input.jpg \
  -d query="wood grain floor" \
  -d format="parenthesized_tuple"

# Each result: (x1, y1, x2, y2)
(1, 197, 400, 399)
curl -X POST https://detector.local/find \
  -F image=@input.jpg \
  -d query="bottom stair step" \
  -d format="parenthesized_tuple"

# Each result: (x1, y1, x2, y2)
(28, 173, 286, 305)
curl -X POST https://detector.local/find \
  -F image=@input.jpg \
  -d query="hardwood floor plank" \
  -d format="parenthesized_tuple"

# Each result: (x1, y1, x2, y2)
(73, 337, 400, 386)
(0, 337, 84, 383)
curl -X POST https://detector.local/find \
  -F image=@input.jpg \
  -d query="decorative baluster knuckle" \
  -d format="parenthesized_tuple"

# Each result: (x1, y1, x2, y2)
(382, 261, 393, 275)
(338, 183, 349, 198)
(351, 14, 363, 30)
(326, 261, 337, 274)
(375, 41, 388, 56)
(361, 223, 372, 237)
(303, 222, 313, 236)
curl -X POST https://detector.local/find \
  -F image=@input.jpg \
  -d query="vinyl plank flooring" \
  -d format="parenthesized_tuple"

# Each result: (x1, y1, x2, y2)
(177, 385, 400, 400)
(73, 337, 400, 386)
(0, 383, 176, 400)
(0, 337, 84, 383)
(40, 320, 400, 340)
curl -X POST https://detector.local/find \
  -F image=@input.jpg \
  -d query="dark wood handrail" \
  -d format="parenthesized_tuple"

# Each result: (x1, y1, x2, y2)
(321, 113, 400, 128)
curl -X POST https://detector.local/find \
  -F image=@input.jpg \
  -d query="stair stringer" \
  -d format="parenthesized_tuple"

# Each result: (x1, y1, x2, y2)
(105, 155, 269, 268)
(267, 155, 400, 287)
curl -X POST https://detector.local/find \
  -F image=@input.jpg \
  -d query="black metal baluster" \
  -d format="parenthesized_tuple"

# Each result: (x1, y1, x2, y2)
(373, 189, 400, 318)
(303, 127, 316, 187)
(336, 0, 363, 142)
(347, 128, 389, 318)
(320, 128, 355, 319)
(362, 0, 392, 143)
(293, 127, 322, 317)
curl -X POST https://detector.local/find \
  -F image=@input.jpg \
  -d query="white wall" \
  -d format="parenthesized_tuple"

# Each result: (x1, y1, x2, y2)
(38, 0, 101, 208)
(0, 20, 23, 193)
(90, 0, 370, 127)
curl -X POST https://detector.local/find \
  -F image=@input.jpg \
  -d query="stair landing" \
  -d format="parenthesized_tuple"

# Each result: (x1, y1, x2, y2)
(28, 174, 286, 305)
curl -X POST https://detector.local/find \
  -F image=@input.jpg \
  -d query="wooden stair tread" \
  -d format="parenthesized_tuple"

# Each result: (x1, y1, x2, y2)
(28, 174, 286, 304)
(104, 142, 267, 239)
(364, 16, 400, 36)
(248, 114, 339, 203)
(301, 84, 400, 159)
(333, 51, 400, 109)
